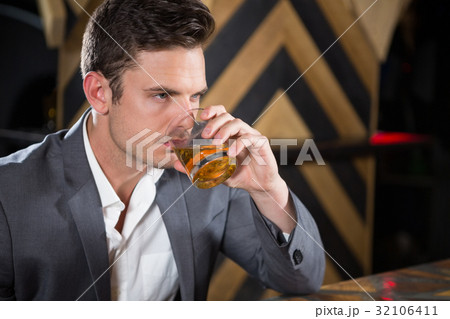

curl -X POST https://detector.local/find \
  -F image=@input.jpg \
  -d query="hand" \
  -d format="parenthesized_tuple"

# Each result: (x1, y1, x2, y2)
(173, 105, 297, 232)
(200, 105, 280, 193)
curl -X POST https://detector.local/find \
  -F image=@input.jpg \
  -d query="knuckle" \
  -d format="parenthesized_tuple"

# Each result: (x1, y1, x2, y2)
(210, 105, 226, 113)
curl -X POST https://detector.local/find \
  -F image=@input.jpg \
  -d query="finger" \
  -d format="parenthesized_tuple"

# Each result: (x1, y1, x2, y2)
(228, 138, 244, 159)
(200, 105, 227, 120)
(228, 133, 267, 158)
(201, 112, 234, 139)
(213, 118, 260, 144)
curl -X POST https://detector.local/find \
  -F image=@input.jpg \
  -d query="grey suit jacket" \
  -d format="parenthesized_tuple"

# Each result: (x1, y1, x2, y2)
(0, 112, 324, 300)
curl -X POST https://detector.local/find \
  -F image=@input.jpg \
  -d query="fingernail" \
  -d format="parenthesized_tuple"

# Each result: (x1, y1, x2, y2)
(203, 127, 211, 136)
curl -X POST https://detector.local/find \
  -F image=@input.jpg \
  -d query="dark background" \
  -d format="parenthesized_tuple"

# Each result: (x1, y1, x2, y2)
(0, 0, 449, 274)
(373, 0, 450, 272)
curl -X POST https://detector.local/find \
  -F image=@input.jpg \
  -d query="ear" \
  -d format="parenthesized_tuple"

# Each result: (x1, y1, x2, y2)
(83, 71, 111, 115)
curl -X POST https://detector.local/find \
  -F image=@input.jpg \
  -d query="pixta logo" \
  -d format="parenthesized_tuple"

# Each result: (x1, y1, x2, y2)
(125, 129, 172, 173)
(126, 129, 325, 173)
(271, 139, 325, 165)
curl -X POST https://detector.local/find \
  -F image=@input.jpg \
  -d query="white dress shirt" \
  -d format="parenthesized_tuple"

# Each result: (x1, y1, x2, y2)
(82, 113, 179, 300)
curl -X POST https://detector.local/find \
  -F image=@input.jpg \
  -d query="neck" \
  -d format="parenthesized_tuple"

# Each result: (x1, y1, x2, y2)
(87, 113, 145, 203)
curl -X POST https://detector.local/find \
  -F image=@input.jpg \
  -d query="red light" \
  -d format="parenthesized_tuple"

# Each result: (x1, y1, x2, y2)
(381, 297, 393, 301)
(387, 281, 396, 287)
(370, 132, 429, 145)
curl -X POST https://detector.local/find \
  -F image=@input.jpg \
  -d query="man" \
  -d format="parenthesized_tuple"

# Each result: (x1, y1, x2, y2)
(0, 0, 324, 300)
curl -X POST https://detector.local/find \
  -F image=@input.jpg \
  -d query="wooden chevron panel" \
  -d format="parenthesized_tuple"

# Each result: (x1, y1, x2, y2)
(233, 49, 339, 140)
(289, 0, 372, 129)
(317, 0, 378, 96)
(202, 0, 245, 46)
(283, 5, 367, 138)
(203, 0, 368, 138)
(253, 89, 312, 140)
(316, 0, 380, 132)
(298, 163, 366, 267)
(201, 0, 284, 113)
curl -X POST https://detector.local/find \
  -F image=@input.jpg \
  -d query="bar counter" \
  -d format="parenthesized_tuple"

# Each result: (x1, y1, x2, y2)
(275, 259, 450, 301)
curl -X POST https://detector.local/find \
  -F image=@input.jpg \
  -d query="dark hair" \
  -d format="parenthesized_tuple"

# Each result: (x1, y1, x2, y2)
(81, 0, 215, 103)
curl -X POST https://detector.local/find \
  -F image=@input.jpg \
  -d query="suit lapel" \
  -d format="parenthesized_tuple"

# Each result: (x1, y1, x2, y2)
(156, 170, 195, 301)
(62, 110, 111, 301)
(67, 180, 111, 300)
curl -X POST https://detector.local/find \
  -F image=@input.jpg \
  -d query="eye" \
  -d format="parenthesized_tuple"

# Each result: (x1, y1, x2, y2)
(191, 93, 203, 101)
(154, 93, 168, 100)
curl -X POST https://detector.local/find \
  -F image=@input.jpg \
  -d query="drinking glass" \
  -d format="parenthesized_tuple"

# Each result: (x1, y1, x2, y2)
(166, 108, 236, 189)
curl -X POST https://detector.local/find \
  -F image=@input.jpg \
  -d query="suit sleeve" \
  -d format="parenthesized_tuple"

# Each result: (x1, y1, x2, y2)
(221, 188, 325, 295)
(0, 201, 16, 301)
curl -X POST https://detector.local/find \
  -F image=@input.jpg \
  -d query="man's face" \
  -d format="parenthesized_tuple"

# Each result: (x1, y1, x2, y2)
(107, 46, 207, 169)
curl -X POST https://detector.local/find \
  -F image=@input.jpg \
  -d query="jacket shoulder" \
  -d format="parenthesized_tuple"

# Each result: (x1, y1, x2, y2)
(0, 130, 68, 186)
(0, 131, 67, 165)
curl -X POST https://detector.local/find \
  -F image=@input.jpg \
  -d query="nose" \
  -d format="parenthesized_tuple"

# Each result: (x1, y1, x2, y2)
(171, 96, 194, 118)
(181, 97, 194, 112)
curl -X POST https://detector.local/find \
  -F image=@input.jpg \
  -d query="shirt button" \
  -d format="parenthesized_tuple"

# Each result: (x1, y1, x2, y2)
(292, 249, 303, 265)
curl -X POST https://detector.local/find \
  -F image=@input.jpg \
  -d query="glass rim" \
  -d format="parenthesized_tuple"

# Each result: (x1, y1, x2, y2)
(165, 107, 206, 136)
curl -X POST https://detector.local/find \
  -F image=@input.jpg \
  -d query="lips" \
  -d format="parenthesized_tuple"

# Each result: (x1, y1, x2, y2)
(163, 142, 176, 154)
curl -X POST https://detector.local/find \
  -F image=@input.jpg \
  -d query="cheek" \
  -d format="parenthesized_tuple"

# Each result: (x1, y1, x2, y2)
(108, 108, 138, 151)
(150, 113, 180, 137)
(109, 103, 179, 150)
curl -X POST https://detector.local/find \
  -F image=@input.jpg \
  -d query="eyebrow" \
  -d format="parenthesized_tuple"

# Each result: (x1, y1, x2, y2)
(197, 87, 209, 95)
(143, 86, 208, 96)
